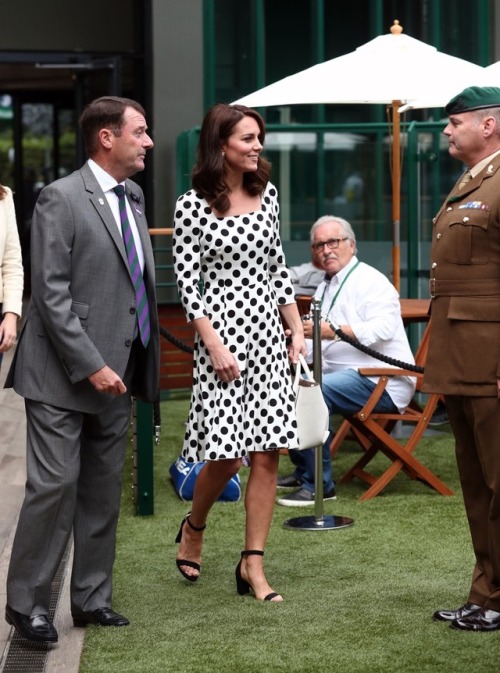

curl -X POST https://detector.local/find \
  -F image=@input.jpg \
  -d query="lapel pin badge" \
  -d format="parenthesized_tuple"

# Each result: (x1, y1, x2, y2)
(487, 164, 493, 174)
(98, 198, 104, 205)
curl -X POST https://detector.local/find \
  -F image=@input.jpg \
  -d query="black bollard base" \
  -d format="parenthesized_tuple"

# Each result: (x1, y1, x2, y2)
(283, 514, 354, 531)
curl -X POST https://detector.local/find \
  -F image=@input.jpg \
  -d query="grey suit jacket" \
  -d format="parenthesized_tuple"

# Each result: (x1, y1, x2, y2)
(6, 163, 159, 413)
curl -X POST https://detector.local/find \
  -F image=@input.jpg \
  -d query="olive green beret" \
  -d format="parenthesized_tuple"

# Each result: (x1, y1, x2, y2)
(445, 86, 500, 115)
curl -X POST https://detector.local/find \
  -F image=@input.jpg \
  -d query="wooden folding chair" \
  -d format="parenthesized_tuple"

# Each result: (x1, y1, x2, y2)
(329, 320, 453, 501)
(295, 294, 313, 316)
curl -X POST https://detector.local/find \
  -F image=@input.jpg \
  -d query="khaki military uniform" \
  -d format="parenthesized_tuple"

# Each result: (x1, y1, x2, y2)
(423, 152, 500, 609)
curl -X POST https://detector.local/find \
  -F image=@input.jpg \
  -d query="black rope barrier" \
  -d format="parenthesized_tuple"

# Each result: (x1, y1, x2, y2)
(302, 314, 424, 374)
(159, 325, 194, 354)
(153, 395, 161, 434)
(328, 321, 424, 373)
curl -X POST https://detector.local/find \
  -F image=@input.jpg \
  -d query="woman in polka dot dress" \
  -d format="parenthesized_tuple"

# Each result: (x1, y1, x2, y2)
(173, 104, 306, 602)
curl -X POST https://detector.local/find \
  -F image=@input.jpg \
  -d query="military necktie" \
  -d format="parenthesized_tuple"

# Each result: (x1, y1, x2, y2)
(458, 170, 472, 190)
(113, 185, 150, 348)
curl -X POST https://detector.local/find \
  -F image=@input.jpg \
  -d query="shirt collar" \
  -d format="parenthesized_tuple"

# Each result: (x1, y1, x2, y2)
(470, 149, 500, 178)
(87, 158, 124, 193)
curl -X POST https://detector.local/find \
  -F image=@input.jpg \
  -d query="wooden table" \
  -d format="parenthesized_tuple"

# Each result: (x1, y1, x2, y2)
(399, 298, 430, 324)
(296, 295, 431, 324)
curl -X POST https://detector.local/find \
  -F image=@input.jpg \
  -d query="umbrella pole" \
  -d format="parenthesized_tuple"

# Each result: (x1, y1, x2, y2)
(391, 100, 402, 294)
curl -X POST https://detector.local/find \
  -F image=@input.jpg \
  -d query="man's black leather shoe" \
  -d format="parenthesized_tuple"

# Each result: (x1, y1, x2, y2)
(451, 608, 500, 631)
(5, 605, 58, 642)
(432, 602, 482, 622)
(72, 607, 129, 627)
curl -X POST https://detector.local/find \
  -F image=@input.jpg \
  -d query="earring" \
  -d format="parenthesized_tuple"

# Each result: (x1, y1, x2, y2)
(221, 151, 225, 158)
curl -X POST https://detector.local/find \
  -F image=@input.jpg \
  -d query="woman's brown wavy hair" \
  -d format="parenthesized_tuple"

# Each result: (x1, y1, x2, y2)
(0, 183, 7, 200)
(191, 104, 271, 214)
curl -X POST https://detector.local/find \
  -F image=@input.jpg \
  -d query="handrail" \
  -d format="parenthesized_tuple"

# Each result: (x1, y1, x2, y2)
(149, 228, 173, 235)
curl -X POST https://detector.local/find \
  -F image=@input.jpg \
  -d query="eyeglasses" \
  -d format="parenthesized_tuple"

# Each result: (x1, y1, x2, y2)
(311, 237, 349, 252)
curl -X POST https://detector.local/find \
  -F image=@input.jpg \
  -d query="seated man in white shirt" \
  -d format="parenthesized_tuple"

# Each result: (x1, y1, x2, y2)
(277, 215, 416, 506)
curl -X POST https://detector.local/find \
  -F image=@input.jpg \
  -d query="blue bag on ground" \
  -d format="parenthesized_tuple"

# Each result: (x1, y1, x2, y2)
(169, 456, 242, 502)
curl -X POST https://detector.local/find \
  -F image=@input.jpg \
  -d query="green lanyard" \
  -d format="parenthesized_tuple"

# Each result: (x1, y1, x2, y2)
(320, 260, 360, 317)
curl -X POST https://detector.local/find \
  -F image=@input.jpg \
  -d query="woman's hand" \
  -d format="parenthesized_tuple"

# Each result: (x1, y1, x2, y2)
(209, 348, 241, 383)
(192, 316, 241, 383)
(285, 329, 307, 365)
(0, 312, 18, 352)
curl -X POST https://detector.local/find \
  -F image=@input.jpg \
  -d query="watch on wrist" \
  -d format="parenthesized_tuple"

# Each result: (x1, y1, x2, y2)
(329, 321, 341, 342)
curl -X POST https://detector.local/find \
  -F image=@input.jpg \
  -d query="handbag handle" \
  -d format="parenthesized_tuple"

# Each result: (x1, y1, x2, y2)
(293, 353, 316, 394)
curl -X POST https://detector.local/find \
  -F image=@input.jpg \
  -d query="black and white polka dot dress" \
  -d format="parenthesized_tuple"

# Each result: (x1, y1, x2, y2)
(173, 182, 299, 462)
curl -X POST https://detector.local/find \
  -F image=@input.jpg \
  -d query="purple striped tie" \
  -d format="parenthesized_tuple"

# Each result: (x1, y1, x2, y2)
(113, 185, 150, 347)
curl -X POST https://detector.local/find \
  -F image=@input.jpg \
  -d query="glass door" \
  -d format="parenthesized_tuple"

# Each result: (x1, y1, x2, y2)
(0, 53, 123, 288)
(0, 94, 76, 285)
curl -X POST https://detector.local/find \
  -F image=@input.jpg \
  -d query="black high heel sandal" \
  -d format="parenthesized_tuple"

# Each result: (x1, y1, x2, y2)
(175, 513, 206, 582)
(235, 550, 281, 601)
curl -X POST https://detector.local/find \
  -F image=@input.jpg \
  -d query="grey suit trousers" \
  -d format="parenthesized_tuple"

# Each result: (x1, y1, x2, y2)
(7, 354, 136, 616)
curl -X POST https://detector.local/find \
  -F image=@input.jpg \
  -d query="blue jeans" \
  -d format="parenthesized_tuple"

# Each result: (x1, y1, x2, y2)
(288, 368, 398, 492)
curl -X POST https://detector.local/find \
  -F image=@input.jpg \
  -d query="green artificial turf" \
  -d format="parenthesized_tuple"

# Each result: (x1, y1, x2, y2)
(79, 399, 500, 673)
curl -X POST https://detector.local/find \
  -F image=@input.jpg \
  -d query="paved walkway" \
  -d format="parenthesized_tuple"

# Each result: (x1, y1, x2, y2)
(0, 347, 84, 672)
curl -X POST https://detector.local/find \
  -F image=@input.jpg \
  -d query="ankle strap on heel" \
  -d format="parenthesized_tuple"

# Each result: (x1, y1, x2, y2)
(241, 549, 264, 558)
(186, 514, 206, 532)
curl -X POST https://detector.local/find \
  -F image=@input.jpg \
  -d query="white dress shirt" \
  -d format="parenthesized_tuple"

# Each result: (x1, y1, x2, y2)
(307, 256, 416, 412)
(88, 159, 145, 272)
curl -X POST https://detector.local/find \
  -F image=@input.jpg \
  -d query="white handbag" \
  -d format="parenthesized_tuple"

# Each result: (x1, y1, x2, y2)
(292, 354, 330, 450)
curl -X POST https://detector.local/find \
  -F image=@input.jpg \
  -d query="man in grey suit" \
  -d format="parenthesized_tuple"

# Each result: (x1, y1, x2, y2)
(4, 96, 159, 642)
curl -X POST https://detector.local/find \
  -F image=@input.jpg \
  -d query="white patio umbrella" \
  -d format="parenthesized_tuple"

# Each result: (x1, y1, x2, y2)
(399, 63, 500, 114)
(234, 21, 485, 292)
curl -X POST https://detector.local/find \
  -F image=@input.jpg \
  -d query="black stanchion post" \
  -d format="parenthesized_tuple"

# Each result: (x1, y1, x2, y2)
(132, 399, 155, 516)
(283, 298, 354, 531)
(312, 297, 325, 519)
